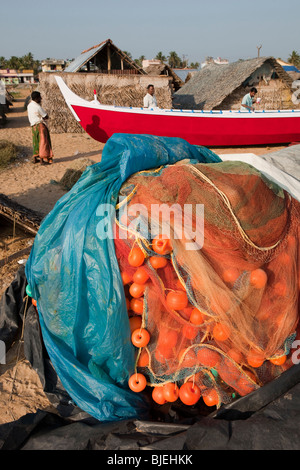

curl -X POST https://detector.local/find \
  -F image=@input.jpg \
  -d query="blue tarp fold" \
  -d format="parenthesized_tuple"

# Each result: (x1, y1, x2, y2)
(25, 133, 221, 422)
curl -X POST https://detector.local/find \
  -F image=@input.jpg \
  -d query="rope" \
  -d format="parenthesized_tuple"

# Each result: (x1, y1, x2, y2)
(7, 294, 29, 420)
(186, 164, 283, 251)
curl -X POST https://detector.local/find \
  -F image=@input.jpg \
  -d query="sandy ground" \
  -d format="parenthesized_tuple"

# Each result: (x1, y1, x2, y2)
(0, 87, 289, 426)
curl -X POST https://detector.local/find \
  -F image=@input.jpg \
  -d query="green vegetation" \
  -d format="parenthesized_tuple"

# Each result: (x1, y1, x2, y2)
(0, 140, 18, 168)
(0, 53, 41, 75)
(288, 50, 300, 69)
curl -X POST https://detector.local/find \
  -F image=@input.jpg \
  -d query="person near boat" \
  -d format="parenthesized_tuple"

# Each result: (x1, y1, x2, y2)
(143, 84, 158, 108)
(240, 87, 258, 112)
(27, 91, 54, 164)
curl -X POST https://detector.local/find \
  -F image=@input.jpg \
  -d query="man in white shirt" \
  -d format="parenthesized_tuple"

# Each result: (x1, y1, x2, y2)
(27, 91, 54, 164)
(143, 84, 158, 108)
(240, 87, 257, 112)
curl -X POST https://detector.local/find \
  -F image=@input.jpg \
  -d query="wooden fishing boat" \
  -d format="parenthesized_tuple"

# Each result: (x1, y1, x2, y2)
(55, 76, 300, 146)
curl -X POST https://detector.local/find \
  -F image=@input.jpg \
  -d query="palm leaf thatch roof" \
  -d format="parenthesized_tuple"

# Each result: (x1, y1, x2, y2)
(173, 56, 293, 110)
(65, 38, 146, 74)
(143, 63, 184, 91)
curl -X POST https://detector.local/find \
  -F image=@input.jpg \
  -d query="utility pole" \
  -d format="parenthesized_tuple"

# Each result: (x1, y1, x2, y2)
(257, 45, 262, 57)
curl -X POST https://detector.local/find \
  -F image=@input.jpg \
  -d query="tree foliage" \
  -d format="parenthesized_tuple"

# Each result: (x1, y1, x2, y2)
(155, 51, 166, 62)
(288, 50, 300, 69)
(168, 51, 182, 68)
(0, 53, 41, 74)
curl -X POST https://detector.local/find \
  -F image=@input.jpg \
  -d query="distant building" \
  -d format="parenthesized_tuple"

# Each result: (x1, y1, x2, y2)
(142, 59, 161, 68)
(0, 69, 34, 84)
(41, 59, 66, 72)
(201, 56, 229, 68)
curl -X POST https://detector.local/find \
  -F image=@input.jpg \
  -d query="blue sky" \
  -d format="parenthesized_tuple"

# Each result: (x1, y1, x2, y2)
(1, 0, 299, 64)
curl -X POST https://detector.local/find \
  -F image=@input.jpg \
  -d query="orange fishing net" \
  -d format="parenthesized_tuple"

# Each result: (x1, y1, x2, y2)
(114, 160, 300, 408)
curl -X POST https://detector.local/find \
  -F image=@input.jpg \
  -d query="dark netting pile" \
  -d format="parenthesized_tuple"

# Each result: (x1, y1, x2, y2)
(114, 159, 300, 408)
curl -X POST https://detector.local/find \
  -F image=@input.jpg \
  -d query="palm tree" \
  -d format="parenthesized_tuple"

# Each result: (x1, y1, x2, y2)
(7, 56, 22, 70)
(123, 51, 132, 59)
(134, 55, 145, 67)
(168, 51, 181, 68)
(0, 56, 7, 68)
(21, 52, 34, 69)
(288, 50, 300, 69)
(155, 52, 166, 63)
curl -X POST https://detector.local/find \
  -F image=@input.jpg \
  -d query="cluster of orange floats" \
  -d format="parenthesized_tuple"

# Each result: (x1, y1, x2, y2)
(121, 233, 288, 408)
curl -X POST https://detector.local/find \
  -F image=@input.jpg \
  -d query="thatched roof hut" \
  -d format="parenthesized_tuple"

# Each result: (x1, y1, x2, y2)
(143, 63, 184, 91)
(173, 56, 296, 110)
(65, 38, 146, 75)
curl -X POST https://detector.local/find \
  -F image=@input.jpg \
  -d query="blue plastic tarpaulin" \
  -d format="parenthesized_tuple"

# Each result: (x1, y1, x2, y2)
(25, 133, 221, 422)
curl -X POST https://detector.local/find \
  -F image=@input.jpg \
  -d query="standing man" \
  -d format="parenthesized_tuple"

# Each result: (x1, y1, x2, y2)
(143, 84, 158, 108)
(240, 87, 258, 112)
(0, 81, 7, 126)
(27, 91, 54, 164)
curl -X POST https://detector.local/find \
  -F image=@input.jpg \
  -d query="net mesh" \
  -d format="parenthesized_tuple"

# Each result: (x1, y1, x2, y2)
(114, 160, 300, 407)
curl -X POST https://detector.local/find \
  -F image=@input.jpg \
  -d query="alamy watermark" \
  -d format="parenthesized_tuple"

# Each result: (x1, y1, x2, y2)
(96, 199, 204, 251)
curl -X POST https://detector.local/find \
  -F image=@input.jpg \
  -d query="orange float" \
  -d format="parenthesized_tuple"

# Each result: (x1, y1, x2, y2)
(137, 349, 150, 367)
(131, 328, 150, 348)
(236, 371, 257, 396)
(217, 358, 241, 389)
(155, 346, 173, 363)
(130, 298, 144, 314)
(227, 348, 243, 364)
(179, 348, 197, 367)
(179, 382, 201, 405)
(246, 349, 265, 368)
(202, 388, 219, 407)
(129, 316, 142, 333)
(222, 268, 240, 284)
(32, 298, 37, 307)
(128, 246, 145, 267)
(163, 383, 179, 402)
(149, 256, 168, 269)
(133, 267, 149, 285)
(213, 323, 231, 342)
(152, 235, 172, 255)
(121, 271, 132, 285)
(128, 373, 147, 392)
(152, 386, 167, 405)
(250, 269, 268, 289)
(158, 327, 178, 349)
(273, 281, 287, 297)
(190, 308, 205, 325)
(269, 351, 287, 365)
(181, 307, 193, 321)
(197, 348, 220, 368)
(182, 324, 198, 340)
(166, 290, 188, 310)
(129, 282, 146, 298)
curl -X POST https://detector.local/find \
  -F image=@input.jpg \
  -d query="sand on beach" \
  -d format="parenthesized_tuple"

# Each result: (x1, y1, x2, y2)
(0, 87, 289, 425)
